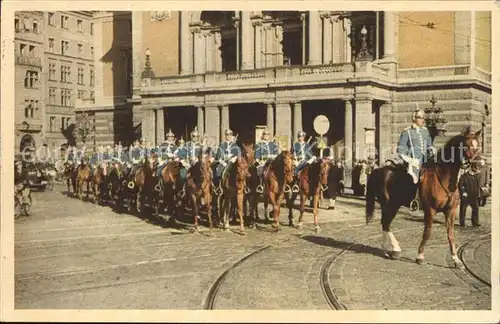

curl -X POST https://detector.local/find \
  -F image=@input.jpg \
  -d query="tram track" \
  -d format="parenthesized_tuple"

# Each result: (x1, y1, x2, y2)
(453, 234, 492, 292)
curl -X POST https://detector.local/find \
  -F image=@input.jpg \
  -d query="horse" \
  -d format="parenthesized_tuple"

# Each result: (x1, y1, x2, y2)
(365, 126, 482, 268)
(155, 159, 183, 219)
(185, 152, 214, 233)
(108, 161, 126, 205)
(75, 160, 92, 200)
(63, 162, 77, 194)
(289, 158, 331, 233)
(242, 144, 260, 228)
(262, 150, 294, 230)
(220, 148, 250, 233)
(132, 156, 154, 215)
(91, 162, 108, 204)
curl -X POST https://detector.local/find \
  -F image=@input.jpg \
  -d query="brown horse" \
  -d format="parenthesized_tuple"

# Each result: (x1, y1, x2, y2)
(292, 159, 330, 233)
(242, 144, 260, 228)
(185, 152, 213, 233)
(63, 162, 77, 194)
(91, 162, 108, 204)
(220, 150, 250, 233)
(108, 161, 125, 204)
(75, 161, 92, 200)
(155, 160, 183, 219)
(132, 157, 154, 215)
(263, 150, 294, 229)
(366, 126, 481, 268)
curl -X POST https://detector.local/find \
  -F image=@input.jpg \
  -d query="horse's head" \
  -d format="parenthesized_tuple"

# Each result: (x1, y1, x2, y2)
(443, 126, 482, 167)
(319, 159, 331, 190)
(235, 156, 249, 182)
(242, 143, 255, 164)
(461, 126, 482, 161)
(281, 151, 294, 184)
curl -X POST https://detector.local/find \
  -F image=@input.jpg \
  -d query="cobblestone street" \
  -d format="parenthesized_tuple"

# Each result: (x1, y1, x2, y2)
(15, 184, 492, 310)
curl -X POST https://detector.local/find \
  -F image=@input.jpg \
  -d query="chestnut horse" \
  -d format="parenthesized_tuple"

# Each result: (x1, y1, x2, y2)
(290, 159, 331, 233)
(133, 156, 154, 215)
(91, 162, 108, 204)
(242, 144, 260, 228)
(220, 150, 250, 233)
(108, 162, 125, 204)
(185, 152, 213, 233)
(75, 161, 92, 200)
(263, 151, 294, 229)
(366, 126, 481, 268)
(155, 160, 183, 219)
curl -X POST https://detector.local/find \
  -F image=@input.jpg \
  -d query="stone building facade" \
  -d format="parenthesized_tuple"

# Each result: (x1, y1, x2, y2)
(130, 10, 491, 174)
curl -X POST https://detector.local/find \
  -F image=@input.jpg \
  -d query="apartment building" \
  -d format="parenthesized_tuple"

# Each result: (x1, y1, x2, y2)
(14, 11, 45, 153)
(43, 11, 95, 150)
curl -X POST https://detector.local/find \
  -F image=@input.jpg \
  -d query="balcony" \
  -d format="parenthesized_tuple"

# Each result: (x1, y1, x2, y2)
(16, 55, 42, 68)
(398, 65, 491, 85)
(140, 61, 391, 95)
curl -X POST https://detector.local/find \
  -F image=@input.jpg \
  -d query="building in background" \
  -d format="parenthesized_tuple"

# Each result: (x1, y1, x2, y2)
(14, 11, 45, 153)
(131, 11, 491, 186)
(43, 11, 95, 150)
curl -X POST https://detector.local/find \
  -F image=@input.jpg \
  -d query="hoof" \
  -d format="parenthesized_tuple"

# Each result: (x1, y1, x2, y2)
(288, 221, 295, 227)
(455, 261, 465, 270)
(389, 251, 401, 260)
(239, 229, 247, 236)
(315, 226, 321, 234)
(249, 223, 256, 229)
(415, 257, 425, 265)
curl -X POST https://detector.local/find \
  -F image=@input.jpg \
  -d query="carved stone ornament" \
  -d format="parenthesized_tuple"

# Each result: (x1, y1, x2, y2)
(150, 11, 172, 22)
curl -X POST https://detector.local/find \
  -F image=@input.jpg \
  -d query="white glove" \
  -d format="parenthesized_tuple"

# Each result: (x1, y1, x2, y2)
(227, 153, 233, 160)
(293, 160, 299, 167)
(230, 156, 237, 163)
(220, 160, 227, 167)
(410, 158, 421, 166)
(269, 155, 276, 159)
(167, 153, 174, 158)
(400, 154, 411, 163)
(307, 157, 316, 164)
(191, 157, 198, 163)
(209, 157, 215, 163)
(462, 192, 468, 197)
(181, 160, 189, 168)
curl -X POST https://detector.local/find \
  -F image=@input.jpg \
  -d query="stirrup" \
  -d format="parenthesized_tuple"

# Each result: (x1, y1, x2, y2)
(154, 183, 162, 192)
(284, 184, 291, 193)
(291, 184, 300, 193)
(256, 185, 264, 193)
(127, 181, 135, 189)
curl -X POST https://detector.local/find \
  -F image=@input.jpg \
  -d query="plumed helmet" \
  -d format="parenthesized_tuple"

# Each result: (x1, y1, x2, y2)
(225, 129, 233, 136)
(191, 126, 199, 138)
(166, 129, 175, 138)
(178, 138, 185, 145)
(262, 128, 270, 135)
(297, 130, 306, 137)
(412, 109, 426, 120)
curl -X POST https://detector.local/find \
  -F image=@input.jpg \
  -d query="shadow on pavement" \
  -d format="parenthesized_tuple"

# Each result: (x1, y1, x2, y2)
(299, 235, 387, 258)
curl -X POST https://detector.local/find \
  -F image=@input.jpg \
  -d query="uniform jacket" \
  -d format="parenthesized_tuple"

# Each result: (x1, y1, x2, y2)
(255, 140, 280, 160)
(158, 142, 177, 159)
(397, 124, 434, 164)
(216, 141, 241, 161)
(175, 145, 188, 160)
(292, 141, 313, 161)
(185, 141, 202, 160)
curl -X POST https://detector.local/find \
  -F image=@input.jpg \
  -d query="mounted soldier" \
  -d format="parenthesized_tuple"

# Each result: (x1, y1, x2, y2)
(291, 130, 317, 193)
(174, 137, 189, 183)
(396, 109, 434, 185)
(255, 128, 280, 193)
(128, 140, 144, 188)
(214, 129, 241, 189)
(156, 129, 178, 176)
(185, 127, 202, 168)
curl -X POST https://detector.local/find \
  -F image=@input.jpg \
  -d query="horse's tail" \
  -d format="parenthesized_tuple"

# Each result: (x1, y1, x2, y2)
(365, 168, 378, 225)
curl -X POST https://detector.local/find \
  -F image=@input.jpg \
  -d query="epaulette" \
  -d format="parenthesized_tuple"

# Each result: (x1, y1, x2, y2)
(404, 126, 411, 131)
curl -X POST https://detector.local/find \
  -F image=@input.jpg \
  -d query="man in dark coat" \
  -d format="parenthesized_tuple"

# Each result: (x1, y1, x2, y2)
(458, 161, 482, 227)
(325, 159, 344, 210)
(477, 158, 490, 206)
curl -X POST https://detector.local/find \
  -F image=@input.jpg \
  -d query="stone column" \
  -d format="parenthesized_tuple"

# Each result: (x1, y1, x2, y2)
(378, 101, 393, 165)
(142, 108, 155, 145)
(354, 99, 373, 162)
(192, 27, 205, 74)
(214, 30, 222, 72)
(204, 30, 213, 72)
(263, 22, 273, 68)
(308, 11, 321, 65)
(253, 20, 262, 68)
(332, 15, 342, 63)
(197, 105, 204, 135)
(220, 104, 230, 139)
(131, 12, 143, 97)
(343, 17, 352, 63)
(204, 105, 220, 143)
(300, 12, 307, 65)
(233, 15, 240, 70)
(344, 99, 353, 167)
(275, 23, 284, 66)
(382, 11, 397, 62)
(321, 12, 332, 64)
(266, 102, 274, 135)
(293, 101, 302, 137)
(275, 102, 292, 149)
(156, 108, 165, 145)
(180, 11, 192, 75)
(241, 11, 254, 70)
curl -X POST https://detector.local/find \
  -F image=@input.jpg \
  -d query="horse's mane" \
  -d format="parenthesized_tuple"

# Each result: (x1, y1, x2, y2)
(269, 151, 288, 187)
(435, 133, 467, 165)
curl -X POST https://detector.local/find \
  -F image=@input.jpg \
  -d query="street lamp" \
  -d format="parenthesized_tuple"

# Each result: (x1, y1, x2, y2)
(424, 96, 447, 142)
(356, 25, 373, 61)
(141, 48, 155, 78)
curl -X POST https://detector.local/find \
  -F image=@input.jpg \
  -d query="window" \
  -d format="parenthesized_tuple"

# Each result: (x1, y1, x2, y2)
(15, 18, 20, 32)
(60, 15, 69, 29)
(23, 18, 30, 31)
(77, 19, 83, 32)
(24, 71, 39, 88)
(90, 22, 94, 35)
(60, 89, 72, 107)
(78, 44, 83, 55)
(49, 88, 56, 105)
(78, 90, 86, 100)
(24, 100, 34, 118)
(20, 43, 27, 55)
(89, 66, 95, 86)
(49, 116, 56, 132)
(48, 12, 55, 26)
(77, 67, 85, 85)
(33, 20, 39, 33)
(48, 63, 56, 81)
(90, 46, 94, 58)
(49, 38, 55, 52)
(61, 40, 69, 55)
(60, 65, 71, 83)
(28, 45, 35, 56)
(90, 91, 95, 101)
(61, 117, 66, 130)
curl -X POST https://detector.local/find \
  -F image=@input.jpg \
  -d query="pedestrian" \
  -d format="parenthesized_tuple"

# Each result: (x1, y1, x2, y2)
(477, 158, 490, 206)
(326, 159, 344, 210)
(458, 159, 482, 228)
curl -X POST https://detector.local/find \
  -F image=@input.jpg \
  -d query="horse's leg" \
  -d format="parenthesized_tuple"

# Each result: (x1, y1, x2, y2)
(237, 190, 245, 233)
(271, 192, 282, 230)
(264, 191, 270, 223)
(297, 192, 306, 229)
(206, 192, 213, 233)
(416, 208, 435, 264)
(66, 177, 70, 193)
(222, 196, 231, 231)
(312, 191, 321, 233)
(287, 192, 295, 227)
(445, 207, 464, 269)
(380, 202, 403, 259)
(192, 194, 200, 232)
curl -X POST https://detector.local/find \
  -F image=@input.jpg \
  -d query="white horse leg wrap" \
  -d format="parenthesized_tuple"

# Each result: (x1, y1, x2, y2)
(382, 231, 390, 252)
(387, 232, 401, 252)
